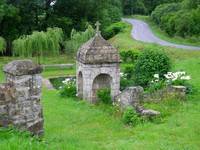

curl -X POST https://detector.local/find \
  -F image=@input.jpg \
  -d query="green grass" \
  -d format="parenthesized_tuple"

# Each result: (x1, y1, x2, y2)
(131, 15, 200, 47)
(0, 54, 76, 82)
(42, 68, 75, 78)
(1, 85, 200, 149)
(0, 21, 200, 149)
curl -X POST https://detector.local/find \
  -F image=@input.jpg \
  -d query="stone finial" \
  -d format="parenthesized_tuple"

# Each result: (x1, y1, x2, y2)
(95, 21, 101, 35)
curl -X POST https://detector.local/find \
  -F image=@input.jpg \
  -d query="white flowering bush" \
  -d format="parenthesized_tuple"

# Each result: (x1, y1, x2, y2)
(164, 72, 191, 85)
(149, 71, 192, 93)
(59, 78, 76, 97)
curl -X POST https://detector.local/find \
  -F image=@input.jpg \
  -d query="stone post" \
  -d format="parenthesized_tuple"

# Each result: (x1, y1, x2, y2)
(0, 60, 44, 136)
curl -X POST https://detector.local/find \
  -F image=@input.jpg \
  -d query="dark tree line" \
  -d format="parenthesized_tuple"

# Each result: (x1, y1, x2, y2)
(0, 0, 122, 54)
(122, 0, 182, 15)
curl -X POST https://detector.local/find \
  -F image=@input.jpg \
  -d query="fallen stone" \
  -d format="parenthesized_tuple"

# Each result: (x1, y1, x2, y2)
(140, 109, 160, 117)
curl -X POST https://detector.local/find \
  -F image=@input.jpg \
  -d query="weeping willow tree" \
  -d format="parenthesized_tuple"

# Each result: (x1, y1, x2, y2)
(65, 24, 95, 52)
(12, 27, 63, 63)
(0, 37, 6, 54)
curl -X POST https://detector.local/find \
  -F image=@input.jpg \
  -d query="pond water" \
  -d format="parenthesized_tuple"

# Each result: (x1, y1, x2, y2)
(49, 76, 76, 90)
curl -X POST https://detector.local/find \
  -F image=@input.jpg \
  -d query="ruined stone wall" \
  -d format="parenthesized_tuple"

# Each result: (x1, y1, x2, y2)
(0, 60, 44, 136)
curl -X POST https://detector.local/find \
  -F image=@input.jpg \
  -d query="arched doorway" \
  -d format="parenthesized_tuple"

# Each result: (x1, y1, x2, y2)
(92, 74, 112, 103)
(77, 71, 83, 98)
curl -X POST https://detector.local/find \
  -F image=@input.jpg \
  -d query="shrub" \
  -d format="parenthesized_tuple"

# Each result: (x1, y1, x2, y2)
(120, 77, 134, 91)
(151, 3, 181, 24)
(59, 78, 76, 97)
(120, 50, 140, 63)
(103, 22, 127, 39)
(152, 1, 200, 38)
(97, 88, 112, 104)
(148, 80, 166, 93)
(134, 48, 171, 87)
(124, 65, 135, 80)
(122, 106, 140, 126)
(120, 68, 135, 91)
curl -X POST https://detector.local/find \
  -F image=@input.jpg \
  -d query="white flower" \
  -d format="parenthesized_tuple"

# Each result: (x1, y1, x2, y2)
(154, 74, 159, 79)
(62, 78, 71, 84)
(164, 72, 174, 79)
(181, 76, 191, 80)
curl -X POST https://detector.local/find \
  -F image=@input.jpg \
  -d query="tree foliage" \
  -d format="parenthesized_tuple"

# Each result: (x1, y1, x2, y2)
(12, 27, 63, 61)
(0, 0, 122, 55)
(64, 24, 95, 52)
(134, 48, 171, 87)
(151, 0, 200, 38)
(122, 0, 182, 15)
(0, 36, 6, 54)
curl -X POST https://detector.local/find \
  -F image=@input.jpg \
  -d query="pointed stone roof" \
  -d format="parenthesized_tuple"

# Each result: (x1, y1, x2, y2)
(77, 33, 120, 64)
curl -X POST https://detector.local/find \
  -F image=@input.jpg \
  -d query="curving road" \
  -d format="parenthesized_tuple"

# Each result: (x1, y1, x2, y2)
(123, 18, 200, 50)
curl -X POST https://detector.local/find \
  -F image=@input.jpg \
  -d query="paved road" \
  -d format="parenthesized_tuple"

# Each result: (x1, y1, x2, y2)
(123, 18, 200, 50)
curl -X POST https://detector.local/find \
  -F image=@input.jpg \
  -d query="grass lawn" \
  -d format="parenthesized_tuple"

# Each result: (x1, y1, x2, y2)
(130, 15, 200, 47)
(0, 21, 200, 149)
(0, 54, 76, 82)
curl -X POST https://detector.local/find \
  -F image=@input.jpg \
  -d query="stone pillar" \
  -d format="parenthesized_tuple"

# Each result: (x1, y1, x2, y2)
(0, 60, 44, 136)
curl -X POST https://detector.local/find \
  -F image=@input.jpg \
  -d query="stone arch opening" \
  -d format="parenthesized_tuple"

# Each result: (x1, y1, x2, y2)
(78, 71, 83, 98)
(92, 74, 112, 103)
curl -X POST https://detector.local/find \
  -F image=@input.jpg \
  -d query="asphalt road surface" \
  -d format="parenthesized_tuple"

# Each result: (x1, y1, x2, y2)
(123, 18, 200, 50)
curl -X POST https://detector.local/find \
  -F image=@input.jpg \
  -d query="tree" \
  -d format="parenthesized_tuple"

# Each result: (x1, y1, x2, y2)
(0, 0, 20, 54)
(0, 36, 6, 54)
(123, 0, 147, 15)
(12, 27, 63, 63)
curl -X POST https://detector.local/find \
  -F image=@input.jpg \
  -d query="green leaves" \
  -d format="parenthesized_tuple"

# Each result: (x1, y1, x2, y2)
(12, 27, 63, 60)
(0, 37, 6, 54)
(151, 0, 200, 38)
(64, 24, 95, 52)
(134, 48, 171, 87)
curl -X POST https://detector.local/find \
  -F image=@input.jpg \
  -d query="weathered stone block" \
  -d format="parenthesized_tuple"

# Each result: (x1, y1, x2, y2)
(116, 86, 144, 108)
